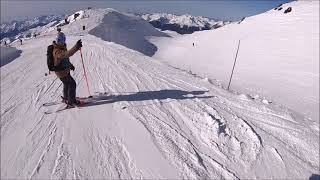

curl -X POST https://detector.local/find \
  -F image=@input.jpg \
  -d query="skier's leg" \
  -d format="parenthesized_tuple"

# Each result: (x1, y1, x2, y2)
(68, 76, 77, 103)
(60, 76, 69, 102)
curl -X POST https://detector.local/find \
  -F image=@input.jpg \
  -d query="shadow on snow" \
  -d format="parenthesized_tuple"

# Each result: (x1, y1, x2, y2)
(82, 89, 213, 108)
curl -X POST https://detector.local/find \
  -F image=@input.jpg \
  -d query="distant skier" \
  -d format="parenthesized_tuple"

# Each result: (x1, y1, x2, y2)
(192, 43, 194, 47)
(19, 39, 22, 45)
(53, 31, 83, 106)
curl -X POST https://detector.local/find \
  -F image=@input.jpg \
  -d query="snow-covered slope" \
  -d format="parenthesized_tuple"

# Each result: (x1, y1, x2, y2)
(139, 13, 228, 34)
(1, 7, 319, 180)
(89, 11, 169, 56)
(153, 0, 320, 122)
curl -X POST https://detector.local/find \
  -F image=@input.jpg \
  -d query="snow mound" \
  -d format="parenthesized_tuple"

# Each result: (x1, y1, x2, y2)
(89, 10, 170, 56)
(0, 46, 22, 67)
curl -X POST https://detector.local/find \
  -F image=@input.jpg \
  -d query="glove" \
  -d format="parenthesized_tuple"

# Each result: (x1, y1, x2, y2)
(75, 39, 82, 49)
(70, 64, 75, 71)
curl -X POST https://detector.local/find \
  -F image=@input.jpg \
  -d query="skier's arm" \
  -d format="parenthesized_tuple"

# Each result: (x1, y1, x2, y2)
(54, 46, 78, 60)
(54, 40, 82, 65)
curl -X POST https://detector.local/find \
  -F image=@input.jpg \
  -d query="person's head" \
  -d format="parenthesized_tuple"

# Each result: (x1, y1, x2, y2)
(56, 32, 66, 45)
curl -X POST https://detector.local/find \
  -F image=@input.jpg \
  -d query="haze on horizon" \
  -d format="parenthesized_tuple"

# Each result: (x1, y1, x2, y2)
(1, 0, 291, 23)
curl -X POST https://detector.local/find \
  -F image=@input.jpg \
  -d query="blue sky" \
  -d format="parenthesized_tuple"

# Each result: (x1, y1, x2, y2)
(1, 0, 292, 23)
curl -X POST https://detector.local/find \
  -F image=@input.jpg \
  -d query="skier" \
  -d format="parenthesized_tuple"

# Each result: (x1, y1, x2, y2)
(53, 31, 82, 106)
(19, 39, 22, 45)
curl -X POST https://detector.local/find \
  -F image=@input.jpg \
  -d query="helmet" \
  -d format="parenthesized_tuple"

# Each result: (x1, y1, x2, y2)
(56, 32, 66, 45)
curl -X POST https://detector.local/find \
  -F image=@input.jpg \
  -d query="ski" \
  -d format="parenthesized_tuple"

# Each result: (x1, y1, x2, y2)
(44, 99, 91, 114)
(42, 100, 64, 107)
(43, 92, 111, 114)
(44, 103, 82, 114)
(42, 93, 109, 107)
(42, 96, 67, 107)
(45, 106, 69, 114)
(44, 104, 70, 114)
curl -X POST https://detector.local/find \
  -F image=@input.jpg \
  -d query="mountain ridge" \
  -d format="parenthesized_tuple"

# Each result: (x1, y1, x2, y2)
(0, 10, 229, 43)
(138, 12, 230, 34)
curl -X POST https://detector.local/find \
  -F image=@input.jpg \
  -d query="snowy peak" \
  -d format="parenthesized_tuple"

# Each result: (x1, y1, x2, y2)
(139, 13, 229, 34)
(56, 10, 86, 27)
(88, 10, 169, 56)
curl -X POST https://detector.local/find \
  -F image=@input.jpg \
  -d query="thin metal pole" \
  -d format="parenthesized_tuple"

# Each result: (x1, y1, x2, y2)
(79, 48, 92, 97)
(227, 40, 241, 90)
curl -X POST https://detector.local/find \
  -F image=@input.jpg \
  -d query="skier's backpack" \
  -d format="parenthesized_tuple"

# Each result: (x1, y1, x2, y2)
(47, 45, 55, 71)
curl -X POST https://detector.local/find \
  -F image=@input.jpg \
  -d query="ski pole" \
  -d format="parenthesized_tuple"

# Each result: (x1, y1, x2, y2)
(227, 40, 241, 91)
(79, 48, 92, 97)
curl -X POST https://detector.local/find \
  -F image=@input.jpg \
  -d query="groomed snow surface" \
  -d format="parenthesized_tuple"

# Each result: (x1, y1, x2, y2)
(1, 2, 319, 180)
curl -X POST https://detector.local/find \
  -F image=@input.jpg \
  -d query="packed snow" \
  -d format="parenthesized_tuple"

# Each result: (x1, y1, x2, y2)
(153, 0, 320, 122)
(1, 4, 319, 180)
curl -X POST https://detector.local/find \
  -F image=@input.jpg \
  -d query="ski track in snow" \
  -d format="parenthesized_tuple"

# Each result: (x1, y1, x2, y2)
(1, 13, 319, 180)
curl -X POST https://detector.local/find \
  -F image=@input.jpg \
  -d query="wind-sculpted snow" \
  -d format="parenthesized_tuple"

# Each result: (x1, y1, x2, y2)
(89, 11, 170, 56)
(1, 33, 318, 179)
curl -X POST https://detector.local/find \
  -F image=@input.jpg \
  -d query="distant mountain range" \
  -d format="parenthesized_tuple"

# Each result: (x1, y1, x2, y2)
(0, 11, 229, 43)
(138, 13, 230, 34)
(0, 15, 63, 41)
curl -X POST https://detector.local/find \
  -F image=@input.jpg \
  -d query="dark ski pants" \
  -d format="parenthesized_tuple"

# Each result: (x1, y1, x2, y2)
(60, 74, 76, 103)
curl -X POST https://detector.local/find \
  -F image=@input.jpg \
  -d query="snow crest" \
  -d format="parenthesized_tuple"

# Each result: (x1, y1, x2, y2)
(89, 10, 169, 56)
